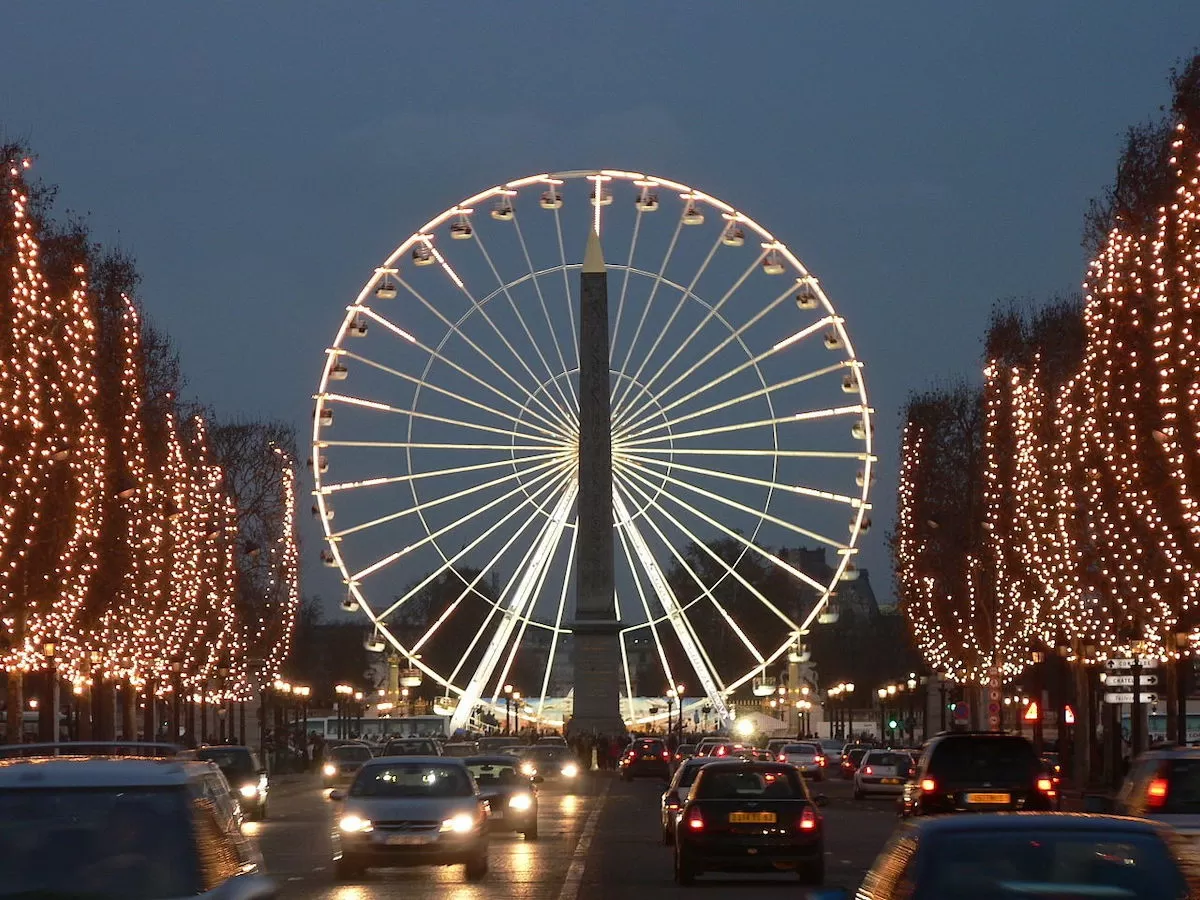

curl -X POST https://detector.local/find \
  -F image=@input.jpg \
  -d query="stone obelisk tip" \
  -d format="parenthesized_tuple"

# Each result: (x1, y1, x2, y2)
(583, 228, 605, 274)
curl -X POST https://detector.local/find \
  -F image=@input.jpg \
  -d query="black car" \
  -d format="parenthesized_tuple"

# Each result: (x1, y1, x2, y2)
(466, 755, 541, 840)
(674, 761, 826, 885)
(382, 738, 443, 757)
(851, 813, 1200, 899)
(195, 745, 269, 820)
(620, 738, 671, 780)
(900, 732, 1054, 817)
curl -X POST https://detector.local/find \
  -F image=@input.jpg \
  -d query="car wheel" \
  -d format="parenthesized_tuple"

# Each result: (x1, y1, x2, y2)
(674, 847, 696, 886)
(798, 857, 825, 885)
(335, 855, 364, 880)
(524, 822, 539, 841)
(464, 853, 488, 881)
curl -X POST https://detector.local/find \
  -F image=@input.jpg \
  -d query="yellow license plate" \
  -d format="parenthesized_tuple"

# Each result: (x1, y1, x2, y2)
(882, 778, 901, 784)
(729, 811, 776, 824)
(966, 792, 1011, 804)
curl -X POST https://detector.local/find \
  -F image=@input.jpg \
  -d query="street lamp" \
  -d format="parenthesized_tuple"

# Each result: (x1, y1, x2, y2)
(666, 687, 677, 738)
(512, 691, 523, 733)
(504, 684, 514, 735)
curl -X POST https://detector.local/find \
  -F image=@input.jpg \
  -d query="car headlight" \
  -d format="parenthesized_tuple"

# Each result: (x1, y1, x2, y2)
(323, 764, 337, 777)
(561, 763, 579, 778)
(440, 813, 476, 834)
(519, 762, 537, 777)
(239, 783, 259, 799)
(339, 815, 373, 833)
(509, 793, 534, 811)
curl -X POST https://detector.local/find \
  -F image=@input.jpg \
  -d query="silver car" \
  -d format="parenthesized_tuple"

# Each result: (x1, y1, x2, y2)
(331, 756, 488, 881)
(661, 758, 711, 844)
(1111, 746, 1200, 836)
(779, 742, 827, 780)
(853, 749, 914, 799)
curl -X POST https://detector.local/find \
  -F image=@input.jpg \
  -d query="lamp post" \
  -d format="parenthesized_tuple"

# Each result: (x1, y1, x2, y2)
(504, 684, 513, 735)
(877, 687, 888, 741)
(38, 641, 58, 743)
(1030, 650, 1046, 754)
(335, 684, 352, 739)
(666, 688, 676, 738)
(512, 691, 522, 735)
(676, 683, 686, 739)
(1176, 631, 1191, 747)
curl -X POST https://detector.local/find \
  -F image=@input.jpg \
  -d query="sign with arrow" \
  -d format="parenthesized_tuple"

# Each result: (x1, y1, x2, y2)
(1105, 658, 1159, 670)
(1104, 674, 1158, 687)
(1103, 692, 1158, 704)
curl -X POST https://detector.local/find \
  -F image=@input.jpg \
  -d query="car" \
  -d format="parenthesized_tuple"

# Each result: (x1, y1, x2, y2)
(765, 738, 792, 758)
(193, 744, 270, 820)
(672, 743, 696, 766)
(620, 737, 671, 780)
(840, 746, 869, 779)
(442, 741, 480, 758)
(323, 742, 373, 789)
(694, 736, 729, 756)
(674, 760, 827, 886)
(850, 813, 1200, 899)
(818, 739, 845, 767)
(466, 755, 540, 840)
(853, 750, 914, 799)
(777, 741, 826, 780)
(536, 735, 568, 746)
(517, 745, 581, 782)
(477, 736, 515, 754)
(1110, 745, 1200, 835)
(0, 743, 276, 898)
(696, 740, 747, 759)
(900, 731, 1055, 817)
(381, 737, 443, 757)
(661, 757, 712, 844)
(330, 756, 488, 881)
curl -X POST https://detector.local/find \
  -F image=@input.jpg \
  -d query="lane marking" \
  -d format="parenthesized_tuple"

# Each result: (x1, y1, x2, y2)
(556, 781, 611, 900)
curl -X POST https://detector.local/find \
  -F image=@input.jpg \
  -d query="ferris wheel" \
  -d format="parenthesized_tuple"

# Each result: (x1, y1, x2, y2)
(311, 169, 874, 732)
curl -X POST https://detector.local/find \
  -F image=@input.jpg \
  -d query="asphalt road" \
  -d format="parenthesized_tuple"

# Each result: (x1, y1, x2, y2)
(258, 771, 898, 899)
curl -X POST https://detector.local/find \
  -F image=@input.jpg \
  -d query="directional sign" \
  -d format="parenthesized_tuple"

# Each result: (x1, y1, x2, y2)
(1103, 692, 1158, 704)
(1105, 674, 1159, 687)
(1105, 658, 1160, 670)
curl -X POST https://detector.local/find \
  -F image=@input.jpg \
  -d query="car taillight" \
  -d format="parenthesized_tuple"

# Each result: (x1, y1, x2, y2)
(818, 757, 826, 767)
(798, 806, 818, 831)
(662, 751, 669, 759)
(1148, 777, 1169, 808)
(686, 811, 704, 831)
(1037, 777, 1055, 793)
(777, 753, 787, 762)
(665, 795, 681, 808)
(715, 747, 727, 756)
(863, 765, 874, 776)
(920, 778, 936, 792)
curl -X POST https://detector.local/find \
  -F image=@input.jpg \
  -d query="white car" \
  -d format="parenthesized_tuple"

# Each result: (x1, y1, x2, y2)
(818, 739, 845, 767)
(778, 742, 826, 780)
(660, 758, 711, 844)
(853, 750, 914, 799)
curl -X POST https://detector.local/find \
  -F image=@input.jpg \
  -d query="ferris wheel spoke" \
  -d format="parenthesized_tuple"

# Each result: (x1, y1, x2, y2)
(614, 218, 684, 393)
(613, 249, 763, 425)
(614, 461, 833, 595)
(620, 404, 867, 449)
(349, 459, 572, 580)
(615, 362, 852, 444)
(490, 529, 560, 702)
(618, 632, 637, 725)
(614, 483, 731, 708)
(550, 205, 580, 373)
(473, 229, 579, 420)
(612, 231, 728, 419)
(335, 351, 570, 443)
(405, 468, 575, 652)
(621, 453, 864, 508)
(614, 513, 679, 692)
(355, 306, 573, 438)
(536, 532, 577, 719)
(331, 454, 565, 540)
(319, 392, 568, 447)
(391, 279, 575, 436)
(608, 205, 645, 361)
(628, 446, 875, 461)
(318, 450, 565, 495)
(617, 455, 849, 551)
(511, 213, 579, 409)
(615, 468, 802, 634)
(320, 440, 563, 453)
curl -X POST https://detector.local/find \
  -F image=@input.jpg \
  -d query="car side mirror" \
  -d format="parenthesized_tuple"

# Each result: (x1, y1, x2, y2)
(219, 874, 278, 899)
(329, 789, 346, 802)
(813, 794, 829, 807)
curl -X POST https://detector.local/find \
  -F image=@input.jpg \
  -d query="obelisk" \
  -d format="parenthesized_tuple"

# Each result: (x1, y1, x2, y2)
(566, 229, 626, 738)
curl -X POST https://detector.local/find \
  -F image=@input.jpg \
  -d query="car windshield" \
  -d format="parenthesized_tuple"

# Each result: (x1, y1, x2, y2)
(848, 748, 868, 763)
(783, 744, 819, 754)
(331, 745, 372, 762)
(677, 744, 695, 754)
(384, 740, 437, 756)
(932, 737, 1038, 785)
(195, 748, 253, 776)
(923, 829, 1186, 898)
(530, 747, 570, 762)
(467, 762, 522, 786)
(0, 786, 201, 899)
(696, 767, 802, 799)
(1156, 758, 1200, 813)
(678, 763, 709, 786)
(351, 763, 472, 798)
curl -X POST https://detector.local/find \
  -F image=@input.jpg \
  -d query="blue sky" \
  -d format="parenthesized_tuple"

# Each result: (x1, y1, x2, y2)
(3, 2, 1198, 607)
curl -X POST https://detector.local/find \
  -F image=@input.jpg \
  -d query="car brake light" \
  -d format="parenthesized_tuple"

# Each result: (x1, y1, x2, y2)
(1148, 777, 1169, 808)
(715, 747, 727, 756)
(1037, 777, 1054, 793)
(863, 766, 874, 776)
(687, 811, 704, 831)
(778, 753, 787, 762)
(920, 778, 936, 792)
(662, 751, 669, 759)
(798, 806, 818, 831)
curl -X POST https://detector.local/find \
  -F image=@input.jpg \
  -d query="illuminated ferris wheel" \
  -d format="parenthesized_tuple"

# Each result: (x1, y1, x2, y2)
(311, 170, 875, 731)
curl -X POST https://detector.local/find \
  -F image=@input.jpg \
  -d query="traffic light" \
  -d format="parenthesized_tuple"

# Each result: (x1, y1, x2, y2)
(888, 718, 899, 730)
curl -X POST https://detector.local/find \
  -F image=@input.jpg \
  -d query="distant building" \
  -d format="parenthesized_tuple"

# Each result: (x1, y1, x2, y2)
(781, 546, 880, 624)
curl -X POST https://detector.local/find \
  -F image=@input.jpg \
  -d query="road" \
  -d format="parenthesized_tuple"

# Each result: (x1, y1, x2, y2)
(257, 771, 898, 899)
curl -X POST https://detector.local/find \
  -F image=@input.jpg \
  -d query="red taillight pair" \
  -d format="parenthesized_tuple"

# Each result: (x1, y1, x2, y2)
(798, 807, 818, 831)
(1148, 777, 1169, 808)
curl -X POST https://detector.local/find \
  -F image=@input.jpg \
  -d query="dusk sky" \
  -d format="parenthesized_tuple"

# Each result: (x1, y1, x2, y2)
(4, 2, 1199, 608)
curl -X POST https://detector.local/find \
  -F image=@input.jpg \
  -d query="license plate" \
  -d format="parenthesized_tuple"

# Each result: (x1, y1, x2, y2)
(385, 834, 432, 846)
(965, 792, 1011, 804)
(882, 778, 901, 785)
(729, 811, 776, 824)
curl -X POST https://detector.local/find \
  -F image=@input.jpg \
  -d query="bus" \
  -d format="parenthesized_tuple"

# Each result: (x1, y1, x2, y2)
(312, 714, 452, 742)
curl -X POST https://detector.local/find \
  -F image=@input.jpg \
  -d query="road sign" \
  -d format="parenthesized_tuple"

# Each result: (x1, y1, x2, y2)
(1023, 700, 1041, 722)
(1064, 705, 1076, 725)
(1104, 674, 1159, 687)
(1105, 658, 1159, 670)
(1103, 692, 1158, 704)
(953, 701, 969, 723)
